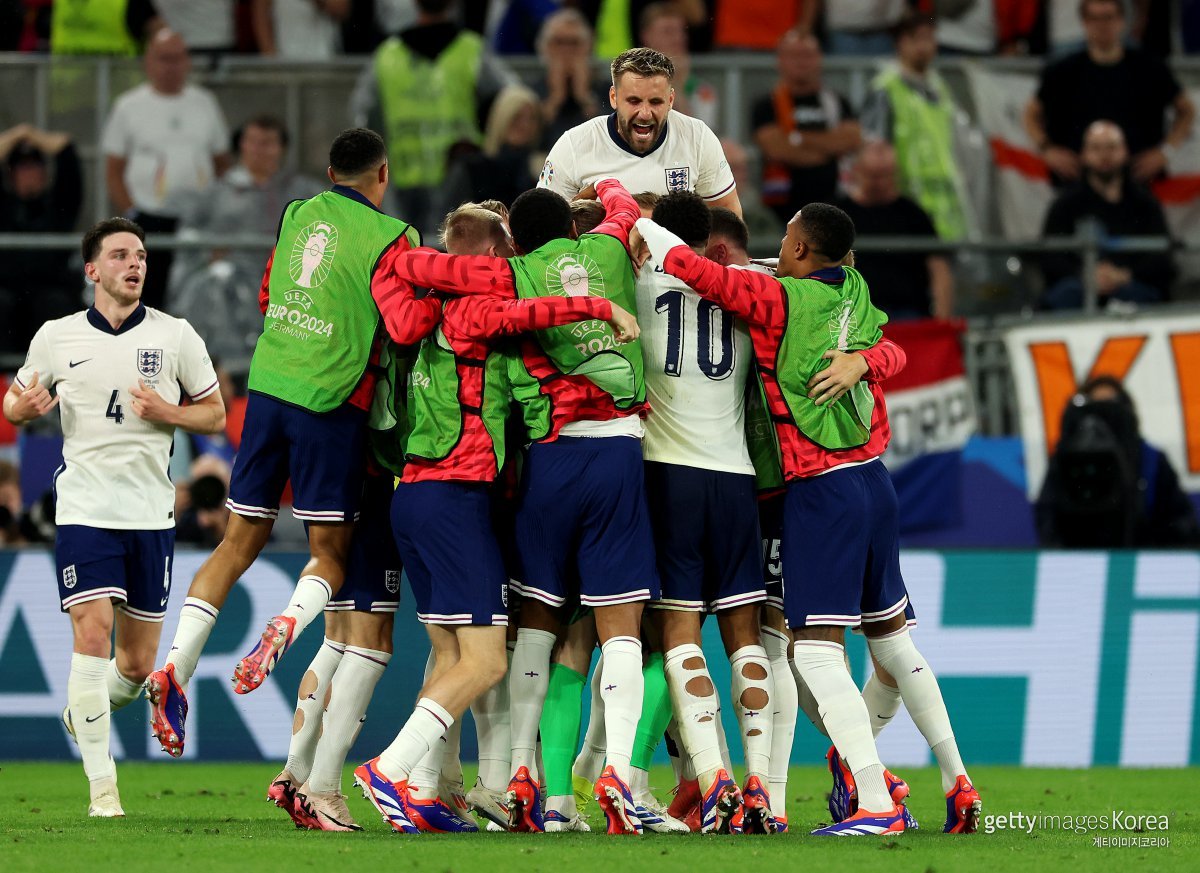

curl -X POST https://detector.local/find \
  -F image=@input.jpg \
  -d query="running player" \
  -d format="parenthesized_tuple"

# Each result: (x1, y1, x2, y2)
(354, 203, 640, 835)
(636, 203, 982, 836)
(4, 218, 224, 816)
(390, 179, 658, 835)
(146, 128, 438, 758)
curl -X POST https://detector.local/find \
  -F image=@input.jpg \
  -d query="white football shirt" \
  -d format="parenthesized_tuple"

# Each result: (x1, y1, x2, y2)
(636, 257, 754, 474)
(538, 110, 736, 202)
(16, 306, 220, 530)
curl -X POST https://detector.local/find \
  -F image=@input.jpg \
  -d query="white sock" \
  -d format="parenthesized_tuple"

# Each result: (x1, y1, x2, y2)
(868, 628, 967, 792)
(68, 653, 114, 782)
(572, 654, 607, 782)
(377, 697, 454, 783)
(441, 718, 464, 787)
(165, 597, 218, 690)
(630, 766, 650, 798)
(791, 658, 828, 737)
(281, 575, 333, 639)
(664, 643, 723, 786)
(471, 642, 513, 791)
(715, 700, 733, 775)
(599, 636, 643, 784)
(861, 670, 903, 739)
(792, 640, 890, 812)
(105, 660, 142, 711)
(284, 638, 345, 784)
(508, 627, 556, 780)
(546, 793, 578, 819)
(307, 645, 388, 794)
(761, 627, 796, 814)
(409, 733, 449, 800)
(730, 644, 773, 781)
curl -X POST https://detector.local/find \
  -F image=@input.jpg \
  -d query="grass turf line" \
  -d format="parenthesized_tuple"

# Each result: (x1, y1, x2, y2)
(2, 763, 1196, 872)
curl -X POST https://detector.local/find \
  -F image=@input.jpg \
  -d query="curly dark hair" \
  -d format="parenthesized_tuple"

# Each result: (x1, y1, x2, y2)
(81, 217, 144, 263)
(798, 203, 856, 264)
(510, 188, 573, 254)
(651, 191, 711, 248)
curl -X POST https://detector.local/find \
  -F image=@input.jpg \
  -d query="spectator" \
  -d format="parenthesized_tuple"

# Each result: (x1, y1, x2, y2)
(49, 0, 159, 55)
(174, 454, 233, 548)
(534, 8, 607, 152)
(818, 0, 907, 56)
(580, 0, 710, 57)
(101, 29, 232, 310)
(837, 141, 955, 320)
(253, 0, 350, 59)
(712, 0, 814, 51)
(752, 30, 860, 223)
(169, 115, 321, 370)
(155, 0, 236, 56)
(351, 0, 513, 239)
(1025, 0, 1194, 185)
(638, 2, 717, 130)
(861, 12, 972, 241)
(1036, 375, 1200, 548)
(936, 0, 998, 55)
(486, 0, 561, 55)
(0, 124, 83, 355)
(440, 85, 543, 214)
(1039, 120, 1174, 310)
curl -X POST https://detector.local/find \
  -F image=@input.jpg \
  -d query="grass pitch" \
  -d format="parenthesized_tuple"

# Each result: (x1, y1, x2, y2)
(2, 763, 1195, 872)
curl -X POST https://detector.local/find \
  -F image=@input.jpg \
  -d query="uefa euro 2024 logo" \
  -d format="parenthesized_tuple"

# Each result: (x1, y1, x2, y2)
(290, 221, 339, 288)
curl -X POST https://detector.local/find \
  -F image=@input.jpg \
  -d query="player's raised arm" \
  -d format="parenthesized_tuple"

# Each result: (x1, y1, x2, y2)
(371, 236, 447, 346)
(590, 178, 640, 246)
(857, 338, 906, 382)
(393, 247, 518, 301)
(448, 293, 626, 341)
(636, 217, 785, 329)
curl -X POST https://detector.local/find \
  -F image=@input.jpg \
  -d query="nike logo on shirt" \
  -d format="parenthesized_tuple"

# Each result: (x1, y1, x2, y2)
(69, 359, 92, 368)
(85, 713, 105, 723)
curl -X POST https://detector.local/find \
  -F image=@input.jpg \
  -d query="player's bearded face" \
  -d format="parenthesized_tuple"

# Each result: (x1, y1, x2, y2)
(611, 74, 674, 154)
(90, 232, 147, 305)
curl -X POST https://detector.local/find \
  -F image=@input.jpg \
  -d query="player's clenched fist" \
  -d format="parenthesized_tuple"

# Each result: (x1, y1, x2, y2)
(129, 379, 174, 424)
(607, 302, 640, 344)
(5, 371, 60, 423)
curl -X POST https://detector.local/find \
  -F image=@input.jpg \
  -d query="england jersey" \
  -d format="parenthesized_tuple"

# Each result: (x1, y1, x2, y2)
(16, 305, 219, 530)
(538, 110, 736, 202)
(637, 257, 755, 474)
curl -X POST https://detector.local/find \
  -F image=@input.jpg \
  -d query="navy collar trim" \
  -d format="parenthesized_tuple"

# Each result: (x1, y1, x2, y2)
(87, 302, 146, 335)
(606, 113, 670, 159)
(806, 266, 846, 285)
(332, 184, 381, 212)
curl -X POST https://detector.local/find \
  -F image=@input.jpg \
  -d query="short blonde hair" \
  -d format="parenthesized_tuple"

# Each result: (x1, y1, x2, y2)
(610, 47, 674, 87)
(483, 84, 542, 157)
(440, 204, 509, 255)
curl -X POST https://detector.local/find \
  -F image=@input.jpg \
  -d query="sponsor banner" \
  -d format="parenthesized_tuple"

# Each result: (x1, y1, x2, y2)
(967, 67, 1200, 279)
(2, 548, 1198, 766)
(1004, 311, 1200, 498)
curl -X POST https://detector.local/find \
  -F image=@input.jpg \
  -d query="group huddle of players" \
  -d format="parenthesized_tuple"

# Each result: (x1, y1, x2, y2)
(14, 46, 981, 838)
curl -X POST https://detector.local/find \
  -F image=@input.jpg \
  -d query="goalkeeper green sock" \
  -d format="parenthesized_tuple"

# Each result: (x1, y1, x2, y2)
(539, 663, 586, 797)
(632, 652, 672, 773)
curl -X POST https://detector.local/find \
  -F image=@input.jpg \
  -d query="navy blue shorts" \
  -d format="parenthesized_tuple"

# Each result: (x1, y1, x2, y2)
(56, 525, 174, 620)
(759, 493, 785, 613)
(644, 462, 764, 613)
(514, 437, 659, 609)
(391, 480, 509, 626)
(781, 460, 912, 630)
(327, 474, 403, 614)
(227, 392, 367, 522)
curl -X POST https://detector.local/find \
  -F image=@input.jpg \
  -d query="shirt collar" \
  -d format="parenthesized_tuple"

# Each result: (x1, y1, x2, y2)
(87, 302, 146, 335)
(806, 266, 846, 285)
(332, 184, 381, 212)
(606, 112, 670, 159)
